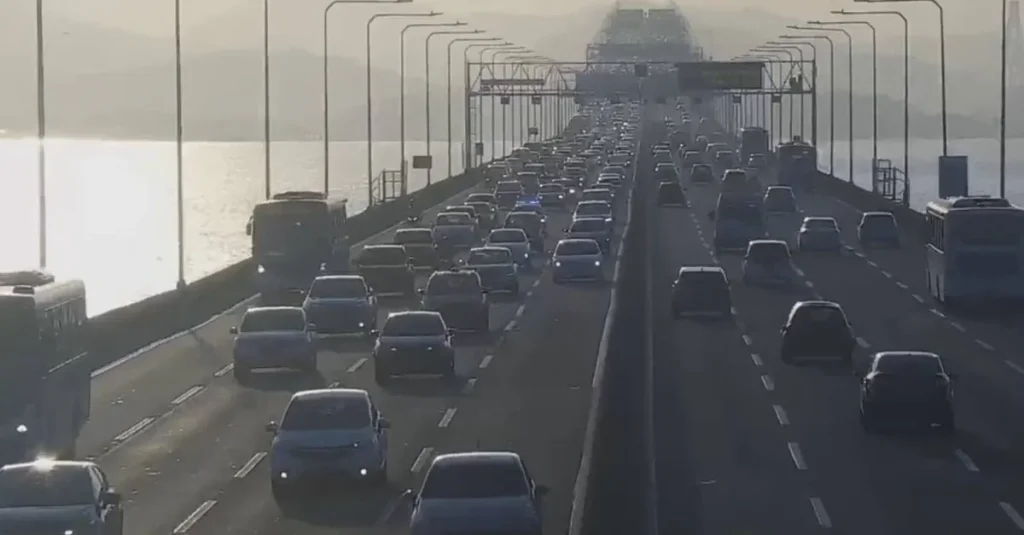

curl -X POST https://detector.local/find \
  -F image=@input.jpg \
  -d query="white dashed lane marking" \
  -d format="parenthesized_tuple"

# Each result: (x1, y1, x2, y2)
(773, 405, 789, 425)
(896, 281, 909, 290)
(750, 353, 763, 367)
(954, 449, 980, 472)
(809, 497, 832, 528)
(881, 270, 892, 279)
(912, 294, 925, 303)
(479, 355, 494, 369)
(787, 442, 807, 470)
(950, 321, 966, 332)
(410, 447, 434, 473)
(347, 358, 368, 373)
(461, 377, 478, 395)
(1000, 502, 1024, 530)
(977, 339, 995, 351)
(742, 334, 753, 346)
(930, 309, 946, 319)
(438, 408, 457, 428)
(856, 337, 870, 349)
(1006, 360, 1024, 376)
(173, 500, 218, 534)
(114, 417, 155, 443)
(214, 363, 234, 377)
(171, 386, 204, 406)
(233, 452, 266, 479)
(761, 375, 775, 391)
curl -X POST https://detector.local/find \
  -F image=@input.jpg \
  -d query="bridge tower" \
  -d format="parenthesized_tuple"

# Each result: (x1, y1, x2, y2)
(1009, 0, 1024, 90)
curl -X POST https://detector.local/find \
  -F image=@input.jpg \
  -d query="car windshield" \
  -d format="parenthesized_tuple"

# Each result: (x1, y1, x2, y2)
(465, 194, 493, 204)
(436, 214, 471, 226)
(875, 353, 942, 375)
(0, 466, 95, 507)
(239, 309, 305, 332)
(862, 214, 896, 230)
(467, 203, 493, 215)
(747, 243, 790, 263)
(539, 185, 563, 194)
(496, 182, 522, 193)
(506, 214, 540, 229)
(489, 230, 527, 243)
(582, 191, 612, 202)
(359, 247, 406, 265)
(794, 306, 846, 329)
(426, 274, 481, 295)
(280, 396, 371, 430)
(380, 314, 445, 337)
(676, 271, 728, 296)
(765, 190, 795, 210)
(556, 241, 600, 256)
(577, 203, 611, 216)
(467, 249, 512, 265)
(308, 278, 367, 299)
(803, 219, 837, 230)
(420, 462, 528, 499)
(603, 167, 624, 175)
(570, 219, 609, 232)
(394, 231, 433, 245)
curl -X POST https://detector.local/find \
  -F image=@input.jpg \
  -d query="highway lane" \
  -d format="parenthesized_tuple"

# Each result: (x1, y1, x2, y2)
(670, 177, 1024, 533)
(181, 171, 633, 535)
(73, 180, 562, 535)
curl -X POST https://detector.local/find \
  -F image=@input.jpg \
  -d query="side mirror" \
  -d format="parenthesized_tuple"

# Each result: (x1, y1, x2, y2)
(369, 329, 379, 337)
(379, 418, 392, 429)
(707, 210, 716, 221)
(402, 489, 417, 502)
(948, 372, 959, 381)
(229, 326, 238, 334)
(447, 328, 456, 337)
(481, 289, 489, 294)
(306, 323, 317, 332)
(265, 421, 278, 433)
(417, 288, 425, 295)
(101, 490, 121, 506)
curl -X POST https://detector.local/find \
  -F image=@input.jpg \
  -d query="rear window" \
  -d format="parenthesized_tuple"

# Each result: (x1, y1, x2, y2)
(489, 229, 527, 243)
(394, 230, 433, 245)
(747, 242, 790, 263)
(570, 218, 609, 232)
(359, 247, 406, 265)
(240, 308, 306, 332)
(576, 202, 611, 216)
(496, 182, 522, 193)
(874, 353, 942, 375)
(556, 240, 600, 255)
(764, 190, 796, 211)
(506, 214, 540, 228)
(793, 306, 846, 329)
(0, 466, 94, 507)
(426, 273, 482, 295)
(803, 218, 837, 230)
(582, 190, 612, 201)
(539, 185, 564, 194)
(467, 249, 512, 265)
(436, 214, 471, 226)
(676, 271, 727, 290)
(308, 277, 367, 299)
(281, 396, 371, 431)
(380, 313, 445, 336)
(420, 461, 528, 499)
(466, 202, 493, 215)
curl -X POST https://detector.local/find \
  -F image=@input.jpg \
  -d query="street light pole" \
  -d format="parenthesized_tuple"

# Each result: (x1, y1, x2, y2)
(35, 0, 47, 268)
(782, 34, 835, 177)
(174, 0, 185, 288)
(399, 21, 466, 195)
(362, 11, 437, 206)
(424, 29, 481, 186)
(1001, 0, 1008, 196)
(481, 45, 528, 159)
(448, 38, 501, 179)
(791, 26, 851, 184)
(755, 46, 797, 139)
(857, 0, 947, 155)
(464, 43, 510, 167)
(766, 43, 808, 138)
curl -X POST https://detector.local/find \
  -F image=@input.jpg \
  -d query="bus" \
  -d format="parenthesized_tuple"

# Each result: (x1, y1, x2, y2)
(925, 196, 1024, 307)
(740, 127, 769, 165)
(0, 271, 91, 463)
(777, 140, 817, 191)
(248, 191, 349, 301)
(712, 194, 766, 252)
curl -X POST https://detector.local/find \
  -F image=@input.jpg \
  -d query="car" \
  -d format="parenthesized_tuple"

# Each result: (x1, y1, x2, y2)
(394, 228, 443, 270)
(355, 244, 417, 296)
(652, 150, 673, 167)
(420, 270, 490, 332)
(596, 176, 623, 191)
(742, 240, 797, 286)
(580, 187, 614, 204)
(779, 301, 856, 364)
(552, 239, 605, 283)
(230, 306, 317, 379)
(407, 452, 547, 535)
(553, 178, 579, 199)
(0, 460, 124, 535)
(858, 351, 955, 433)
(494, 181, 524, 209)
(371, 311, 455, 384)
(573, 200, 614, 223)
(466, 201, 498, 230)
(797, 217, 843, 252)
(445, 205, 481, 227)
(302, 275, 377, 337)
(565, 217, 613, 252)
(460, 246, 519, 295)
(503, 212, 546, 253)
(486, 228, 533, 268)
(432, 212, 478, 252)
(654, 162, 679, 182)
(601, 165, 626, 179)
(465, 192, 497, 207)
(858, 211, 900, 248)
(763, 186, 798, 214)
(670, 266, 732, 319)
(537, 183, 567, 209)
(690, 163, 714, 184)
(510, 201, 548, 225)
(267, 388, 390, 498)
(657, 181, 688, 207)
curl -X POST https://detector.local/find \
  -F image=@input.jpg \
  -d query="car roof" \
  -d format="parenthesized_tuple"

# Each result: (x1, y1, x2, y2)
(291, 388, 369, 403)
(0, 459, 95, 472)
(245, 305, 303, 314)
(470, 246, 512, 254)
(766, 186, 793, 192)
(430, 451, 522, 468)
(313, 274, 365, 283)
(803, 216, 837, 223)
(792, 300, 842, 310)
(584, 188, 612, 193)
(578, 200, 611, 206)
(862, 211, 895, 218)
(557, 238, 600, 246)
(395, 228, 431, 235)
(748, 239, 788, 247)
(364, 244, 404, 250)
(872, 351, 939, 360)
(571, 217, 610, 225)
(437, 211, 470, 217)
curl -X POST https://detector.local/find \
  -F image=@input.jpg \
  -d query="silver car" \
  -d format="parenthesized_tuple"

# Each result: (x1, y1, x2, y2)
(486, 228, 533, 268)
(408, 451, 547, 535)
(432, 212, 477, 250)
(797, 217, 843, 252)
(552, 239, 605, 283)
(267, 388, 390, 499)
(573, 200, 614, 223)
(372, 311, 455, 384)
(230, 306, 317, 380)
(565, 217, 613, 253)
(460, 246, 520, 295)
(0, 461, 124, 535)
(302, 275, 377, 337)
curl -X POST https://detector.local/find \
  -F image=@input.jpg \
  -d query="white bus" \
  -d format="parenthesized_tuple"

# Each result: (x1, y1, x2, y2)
(924, 196, 1024, 307)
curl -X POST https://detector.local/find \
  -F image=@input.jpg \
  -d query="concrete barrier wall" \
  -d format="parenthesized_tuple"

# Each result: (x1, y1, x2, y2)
(83, 123, 589, 372)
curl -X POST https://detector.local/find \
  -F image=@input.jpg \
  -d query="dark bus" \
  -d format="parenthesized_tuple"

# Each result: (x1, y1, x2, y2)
(248, 191, 349, 302)
(0, 271, 91, 464)
(777, 141, 818, 191)
(740, 127, 769, 165)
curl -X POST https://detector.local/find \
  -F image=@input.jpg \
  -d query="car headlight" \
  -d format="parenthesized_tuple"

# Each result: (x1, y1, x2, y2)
(594, 260, 601, 266)
(257, 265, 266, 274)
(555, 261, 562, 267)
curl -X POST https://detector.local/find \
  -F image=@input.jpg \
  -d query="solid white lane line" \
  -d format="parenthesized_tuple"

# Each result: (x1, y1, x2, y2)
(214, 363, 234, 377)
(750, 353, 763, 367)
(773, 405, 789, 426)
(171, 386, 204, 406)
(411, 447, 434, 473)
(954, 449, 980, 472)
(1001, 502, 1024, 530)
(480, 355, 494, 369)
(114, 417, 155, 442)
(233, 452, 266, 479)
(438, 408, 457, 428)
(347, 358, 368, 373)
(978, 339, 995, 351)
(761, 375, 775, 391)
(788, 442, 807, 470)
(173, 500, 218, 534)
(809, 497, 832, 528)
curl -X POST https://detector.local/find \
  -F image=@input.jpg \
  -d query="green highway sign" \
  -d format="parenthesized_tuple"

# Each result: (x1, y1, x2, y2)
(676, 61, 764, 91)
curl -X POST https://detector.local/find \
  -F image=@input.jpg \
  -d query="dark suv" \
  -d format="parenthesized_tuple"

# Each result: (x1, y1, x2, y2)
(780, 301, 856, 364)
(670, 266, 732, 319)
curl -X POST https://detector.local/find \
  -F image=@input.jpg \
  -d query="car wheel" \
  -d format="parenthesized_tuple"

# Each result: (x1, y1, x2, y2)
(374, 365, 392, 386)
(233, 364, 250, 381)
